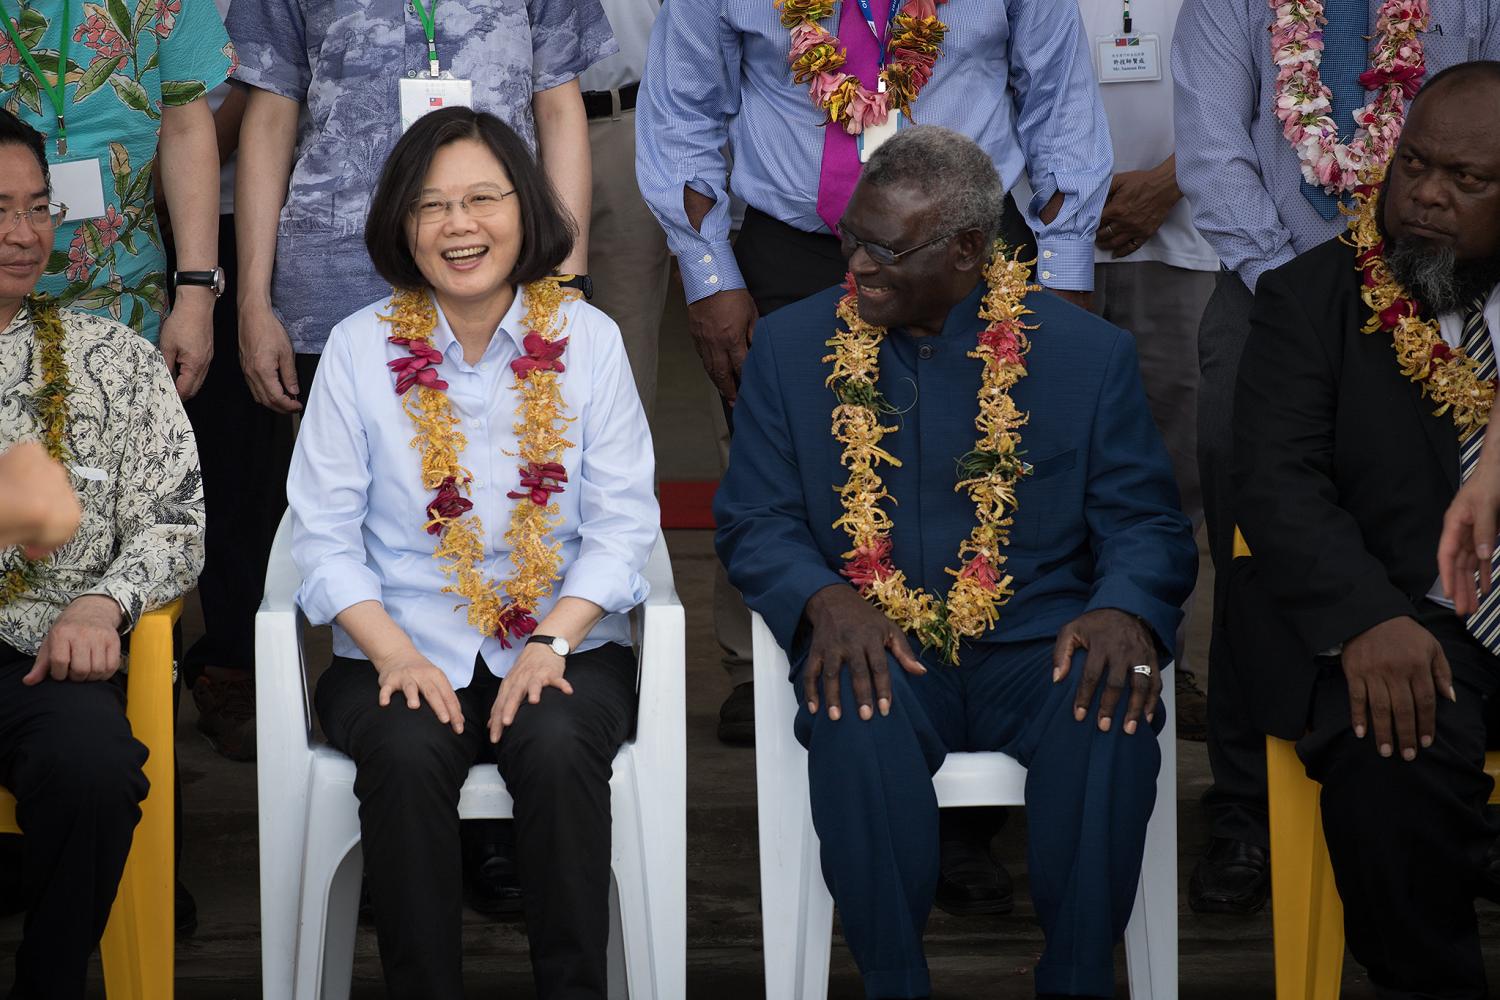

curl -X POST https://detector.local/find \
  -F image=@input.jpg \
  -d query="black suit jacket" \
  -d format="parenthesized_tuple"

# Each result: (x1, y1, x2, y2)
(1230, 235, 1462, 738)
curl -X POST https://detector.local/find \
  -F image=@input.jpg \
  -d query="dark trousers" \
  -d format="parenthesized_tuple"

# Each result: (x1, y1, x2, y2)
(0, 643, 149, 1000)
(793, 639, 1161, 998)
(181, 214, 295, 680)
(1299, 604, 1499, 999)
(314, 643, 638, 1000)
(1196, 270, 1269, 846)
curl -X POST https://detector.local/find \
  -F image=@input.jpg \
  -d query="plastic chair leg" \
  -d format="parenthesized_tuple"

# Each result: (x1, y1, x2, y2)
(320, 847, 363, 1000)
(1267, 736, 1345, 1000)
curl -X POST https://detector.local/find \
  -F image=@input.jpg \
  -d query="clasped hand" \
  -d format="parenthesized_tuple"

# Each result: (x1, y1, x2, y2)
(802, 584, 926, 722)
(1051, 608, 1160, 735)
(1341, 616, 1456, 761)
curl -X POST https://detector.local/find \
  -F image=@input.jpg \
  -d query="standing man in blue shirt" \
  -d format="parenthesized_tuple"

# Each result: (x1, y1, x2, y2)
(635, 0, 1114, 912)
(1173, 0, 1500, 915)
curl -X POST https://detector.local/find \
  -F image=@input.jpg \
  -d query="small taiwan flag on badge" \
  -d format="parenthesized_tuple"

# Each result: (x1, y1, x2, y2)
(430, 96, 444, 107)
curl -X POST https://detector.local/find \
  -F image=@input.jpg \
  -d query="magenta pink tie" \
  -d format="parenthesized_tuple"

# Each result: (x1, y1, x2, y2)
(815, 0, 888, 234)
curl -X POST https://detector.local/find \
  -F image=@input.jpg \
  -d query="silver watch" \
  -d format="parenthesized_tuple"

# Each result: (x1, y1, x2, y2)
(527, 634, 571, 656)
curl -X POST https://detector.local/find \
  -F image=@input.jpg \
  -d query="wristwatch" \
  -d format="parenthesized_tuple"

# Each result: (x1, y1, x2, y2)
(173, 267, 226, 298)
(556, 273, 593, 300)
(526, 634, 572, 657)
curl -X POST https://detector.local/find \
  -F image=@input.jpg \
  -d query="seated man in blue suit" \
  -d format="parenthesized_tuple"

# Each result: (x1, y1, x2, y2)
(714, 126, 1197, 1000)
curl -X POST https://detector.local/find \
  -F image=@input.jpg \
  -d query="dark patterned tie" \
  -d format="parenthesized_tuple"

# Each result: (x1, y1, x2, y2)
(1459, 295, 1500, 651)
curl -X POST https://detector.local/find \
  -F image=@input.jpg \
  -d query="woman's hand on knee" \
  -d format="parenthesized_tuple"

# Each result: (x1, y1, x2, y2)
(490, 644, 573, 743)
(374, 651, 465, 734)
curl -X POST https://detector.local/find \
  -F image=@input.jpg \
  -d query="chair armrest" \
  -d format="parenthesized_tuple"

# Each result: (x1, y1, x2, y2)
(126, 598, 180, 739)
(632, 531, 685, 767)
(256, 511, 314, 767)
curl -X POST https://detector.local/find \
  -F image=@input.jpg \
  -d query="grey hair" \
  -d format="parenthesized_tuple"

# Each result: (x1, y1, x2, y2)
(861, 125, 1005, 246)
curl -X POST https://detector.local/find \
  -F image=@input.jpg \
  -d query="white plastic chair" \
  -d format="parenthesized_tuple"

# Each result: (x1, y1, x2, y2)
(256, 511, 686, 1000)
(752, 612, 1178, 1000)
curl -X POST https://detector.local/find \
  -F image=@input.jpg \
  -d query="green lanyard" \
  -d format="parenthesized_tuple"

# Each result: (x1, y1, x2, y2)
(410, 0, 439, 76)
(1, 0, 71, 155)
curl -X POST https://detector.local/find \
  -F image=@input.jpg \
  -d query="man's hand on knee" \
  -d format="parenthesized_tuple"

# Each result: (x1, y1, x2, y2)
(1341, 616, 1456, 761)
(24, 594, 124, 685)
(1052, 608, 1160, 735)
(802, 584, 925, 722)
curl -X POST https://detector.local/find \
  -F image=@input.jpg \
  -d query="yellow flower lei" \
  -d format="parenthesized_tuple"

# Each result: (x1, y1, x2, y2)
(826, 245, 1035, 664)
(382, 281, 577, 644)
(1, 297, 72, 609)
(1343, 179, 1496, 440)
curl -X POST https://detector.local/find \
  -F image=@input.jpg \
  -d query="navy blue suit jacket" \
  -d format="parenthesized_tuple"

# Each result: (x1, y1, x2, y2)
(713, 281, 1198, 666)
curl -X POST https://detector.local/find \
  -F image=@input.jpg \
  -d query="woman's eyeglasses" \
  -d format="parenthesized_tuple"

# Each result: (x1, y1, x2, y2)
(1, 202, 68, 234)
(408, 189, 516, 223)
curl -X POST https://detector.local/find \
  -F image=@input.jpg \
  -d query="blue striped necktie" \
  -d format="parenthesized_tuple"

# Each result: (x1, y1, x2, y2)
(1459, 295, 1500, 651)
(1302, 0, 1371, 220)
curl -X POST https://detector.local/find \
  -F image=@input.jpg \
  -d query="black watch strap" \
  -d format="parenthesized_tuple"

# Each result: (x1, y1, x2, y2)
(557, 273, 593, 300)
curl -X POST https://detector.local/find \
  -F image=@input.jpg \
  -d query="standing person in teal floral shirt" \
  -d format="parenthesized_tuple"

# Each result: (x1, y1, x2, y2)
(0, 0, 234, 399)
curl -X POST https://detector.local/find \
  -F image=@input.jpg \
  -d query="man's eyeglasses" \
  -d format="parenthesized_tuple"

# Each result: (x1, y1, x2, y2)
(838, 225, 961, 266)
(408, 189, 516, 224)
(1, 203, 67, 235)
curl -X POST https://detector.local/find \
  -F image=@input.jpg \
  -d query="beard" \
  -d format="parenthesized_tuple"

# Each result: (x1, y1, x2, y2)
(1385, 237, 1500, 314)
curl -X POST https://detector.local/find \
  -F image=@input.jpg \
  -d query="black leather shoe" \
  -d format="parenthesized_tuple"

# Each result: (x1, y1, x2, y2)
(1188, 836, 1269, 915)
(462, 819, 524, 917)
(934, 838, 1014, 916)
(717, 682, 755, 746)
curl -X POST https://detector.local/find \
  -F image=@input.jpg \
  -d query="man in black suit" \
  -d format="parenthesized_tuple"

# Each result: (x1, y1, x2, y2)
(1231, 60, 1500, 998)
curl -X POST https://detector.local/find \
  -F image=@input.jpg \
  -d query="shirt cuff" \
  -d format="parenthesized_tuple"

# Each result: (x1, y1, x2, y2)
(558, 554, 649, 615)
(82, 587, 136, 632)
(296, 561, 383, 627)
(676, 238, 745, 304)
(1034, 238, 1096, 292)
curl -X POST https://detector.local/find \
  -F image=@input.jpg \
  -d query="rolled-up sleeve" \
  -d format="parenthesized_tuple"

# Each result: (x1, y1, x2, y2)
(287, 322, 383, 625)
(90, 345, 206, 626)
(1006, 0, 1112, 292)
(226, 0, 310, 101)
(557, 314, 658, 613)
(528, 0, 617, 91)
(635, 0, 745, 302)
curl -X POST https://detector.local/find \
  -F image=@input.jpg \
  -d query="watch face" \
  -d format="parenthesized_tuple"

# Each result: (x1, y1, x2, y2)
(550, 637, 569, 656)
(213, 268, 226, 297)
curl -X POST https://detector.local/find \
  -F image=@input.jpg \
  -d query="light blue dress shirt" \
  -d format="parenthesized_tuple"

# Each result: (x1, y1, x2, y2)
(635, 0, 1114, 297)
(1172, 0, 1499, 292)
(287, 289, 659, 690)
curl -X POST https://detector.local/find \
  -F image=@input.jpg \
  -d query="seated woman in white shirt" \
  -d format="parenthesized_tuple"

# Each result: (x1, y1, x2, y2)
(286, 107, 658, 1000)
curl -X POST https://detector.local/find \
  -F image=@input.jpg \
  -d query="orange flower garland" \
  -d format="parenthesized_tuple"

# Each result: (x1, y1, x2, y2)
(1343, 179, 1496, 440)
(826, 244, 1035, 664)
(778, 0, 948, 134)
(383, 281, 577, 646)
(1, 297, 71, 609)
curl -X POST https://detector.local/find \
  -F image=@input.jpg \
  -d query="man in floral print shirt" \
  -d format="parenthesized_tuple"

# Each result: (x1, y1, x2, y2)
(0, 0, 233, 399)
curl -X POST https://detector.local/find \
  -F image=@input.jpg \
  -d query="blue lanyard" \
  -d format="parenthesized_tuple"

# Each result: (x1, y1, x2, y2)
(850, 0, 902, 67)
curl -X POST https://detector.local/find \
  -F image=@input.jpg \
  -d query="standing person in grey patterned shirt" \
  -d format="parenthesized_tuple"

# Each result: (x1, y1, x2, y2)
(0, 110, 205, 1000)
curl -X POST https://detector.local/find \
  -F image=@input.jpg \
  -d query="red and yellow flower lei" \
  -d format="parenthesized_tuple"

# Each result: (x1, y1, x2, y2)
(1343, 178, 1495, 439)
(0, 297, 71, 609)
(777, 0, 947, 134)
(826, 245, 1035, 664)
(383, 282, 577, 646)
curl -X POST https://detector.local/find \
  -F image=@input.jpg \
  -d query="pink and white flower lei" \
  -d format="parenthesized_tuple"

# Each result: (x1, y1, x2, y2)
(1269, 0, 1429, 194)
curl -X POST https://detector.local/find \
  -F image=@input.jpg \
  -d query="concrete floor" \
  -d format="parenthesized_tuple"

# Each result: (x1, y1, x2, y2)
(5, 275, 1500, 997)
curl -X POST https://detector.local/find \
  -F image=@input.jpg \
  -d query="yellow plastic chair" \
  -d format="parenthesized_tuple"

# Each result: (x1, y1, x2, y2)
(1234, 529, 1500, 999)
(0, 599, 180, 1000)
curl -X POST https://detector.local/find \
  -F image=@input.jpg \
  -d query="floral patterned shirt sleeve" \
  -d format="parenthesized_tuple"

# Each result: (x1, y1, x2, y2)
(1, 0, 234, 344)
(0, 307, 206, 655)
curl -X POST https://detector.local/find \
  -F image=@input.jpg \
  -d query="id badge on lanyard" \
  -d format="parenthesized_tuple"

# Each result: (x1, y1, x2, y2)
(853, 0, 903, 162)
(1095, 0, 1161, 83)
(398, 0, 474, 131)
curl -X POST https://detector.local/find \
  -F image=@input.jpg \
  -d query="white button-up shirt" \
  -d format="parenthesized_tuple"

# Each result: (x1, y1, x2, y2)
(288, 289, 658, 689)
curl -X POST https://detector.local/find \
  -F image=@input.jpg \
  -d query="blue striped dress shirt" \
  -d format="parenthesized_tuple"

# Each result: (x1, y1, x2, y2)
(1172, 0, 1499, 292)
(635, 0, 1114, 298)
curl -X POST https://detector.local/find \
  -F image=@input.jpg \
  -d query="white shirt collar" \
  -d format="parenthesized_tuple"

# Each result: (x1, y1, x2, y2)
(428, 287, 532, 366)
